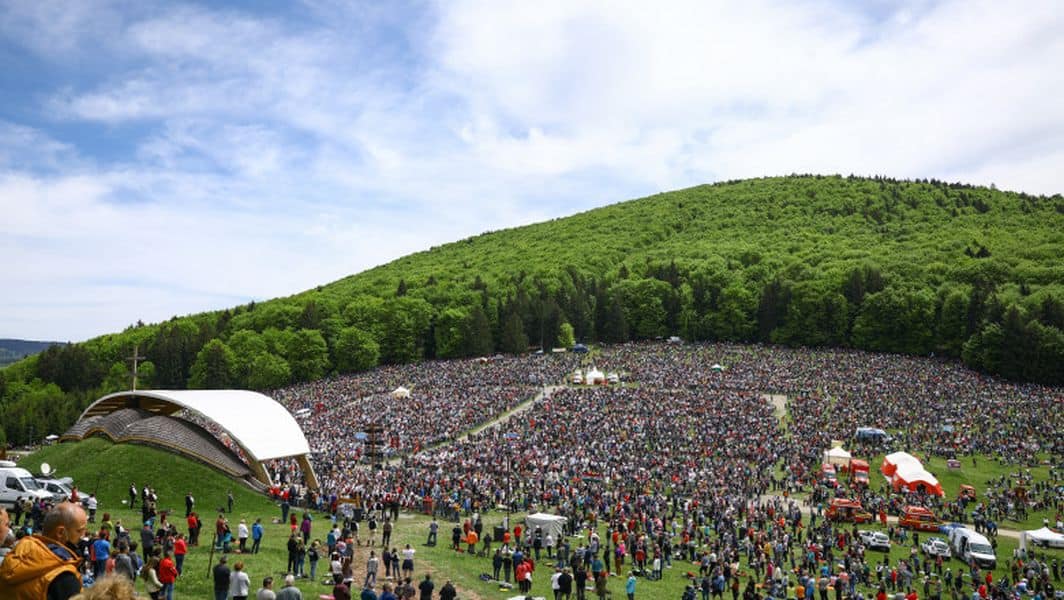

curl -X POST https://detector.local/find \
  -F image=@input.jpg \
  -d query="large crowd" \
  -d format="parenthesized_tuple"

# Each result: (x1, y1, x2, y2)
(4, 341, 1060, 600)
(277, 341, 1061, 600)
(262, 354, 579, 492)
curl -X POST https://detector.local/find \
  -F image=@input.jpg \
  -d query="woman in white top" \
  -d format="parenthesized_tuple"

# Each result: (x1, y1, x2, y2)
(238, 519, 250, 553)
(229, 560, 251, 600)
(401, 544, 415, 579)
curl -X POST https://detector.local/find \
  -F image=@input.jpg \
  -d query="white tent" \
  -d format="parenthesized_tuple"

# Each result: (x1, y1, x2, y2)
(585, 367, 605, 385)
(391, 386, 411, 399)
(525, 512, 568, 541)
(1020, 527, 1064, 551)
(823, 446, 852, 466)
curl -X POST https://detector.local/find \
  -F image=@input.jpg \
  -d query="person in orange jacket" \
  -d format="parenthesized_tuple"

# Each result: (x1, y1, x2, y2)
(0, 501, 86, 600)
(466, 530, 479, 555)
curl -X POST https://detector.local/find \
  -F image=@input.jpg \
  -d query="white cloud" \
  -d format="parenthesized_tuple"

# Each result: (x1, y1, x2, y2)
(1, 0, 1062, 340)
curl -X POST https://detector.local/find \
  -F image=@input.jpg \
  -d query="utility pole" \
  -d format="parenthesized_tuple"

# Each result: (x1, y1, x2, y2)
(127, 344, 146, 391)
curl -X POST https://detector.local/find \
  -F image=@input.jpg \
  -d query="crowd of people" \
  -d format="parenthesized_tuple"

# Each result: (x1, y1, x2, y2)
(273, 341, 1060, 600)
(2, 341, 1060, 600)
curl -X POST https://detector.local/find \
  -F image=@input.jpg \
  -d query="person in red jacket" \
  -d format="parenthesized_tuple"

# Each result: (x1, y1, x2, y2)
(159, 550, 178, 600)
(173, 534, 188, 575)
(187, 513, 199, 546)
(516, 560, 532, 594)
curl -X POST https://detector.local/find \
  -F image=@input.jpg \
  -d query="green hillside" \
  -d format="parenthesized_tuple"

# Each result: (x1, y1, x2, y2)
(18, 438, 268, 511)
(3, 175, 1064, 445)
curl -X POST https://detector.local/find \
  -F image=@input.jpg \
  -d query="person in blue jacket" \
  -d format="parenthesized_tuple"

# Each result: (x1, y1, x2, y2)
(252, 518, 264, 554)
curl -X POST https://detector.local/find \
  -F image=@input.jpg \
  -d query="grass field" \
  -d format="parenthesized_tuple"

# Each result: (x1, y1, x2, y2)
(12, 439, 1063, 599)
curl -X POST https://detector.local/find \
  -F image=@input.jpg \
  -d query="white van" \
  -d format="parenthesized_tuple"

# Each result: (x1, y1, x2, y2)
(948, 527, 996, 569)
(0, 462, 54, 507)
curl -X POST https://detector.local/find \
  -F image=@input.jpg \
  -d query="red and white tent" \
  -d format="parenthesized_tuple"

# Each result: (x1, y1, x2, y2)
(881, 451, 944, 496)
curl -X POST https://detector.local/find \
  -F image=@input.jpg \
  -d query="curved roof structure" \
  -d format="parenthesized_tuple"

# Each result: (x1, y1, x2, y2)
(78, 390, 317, 489)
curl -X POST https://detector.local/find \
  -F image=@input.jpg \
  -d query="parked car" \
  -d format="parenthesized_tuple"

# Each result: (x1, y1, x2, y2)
(35, 478, 73, 503)
(855, 427, 892, 444)
(859, 530, 891, 551)
(920, 537, 951, 558)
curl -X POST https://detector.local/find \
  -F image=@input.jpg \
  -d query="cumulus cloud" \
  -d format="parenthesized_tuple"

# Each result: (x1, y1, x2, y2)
(1, 0, 1062, 340)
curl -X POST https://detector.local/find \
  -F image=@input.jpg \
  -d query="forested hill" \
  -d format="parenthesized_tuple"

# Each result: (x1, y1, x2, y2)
(2, 175, 1063, 445)
(0, 340, 62, 367)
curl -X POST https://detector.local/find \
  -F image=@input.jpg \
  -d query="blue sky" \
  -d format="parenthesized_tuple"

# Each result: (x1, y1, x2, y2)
(2, 0, 1062, 342)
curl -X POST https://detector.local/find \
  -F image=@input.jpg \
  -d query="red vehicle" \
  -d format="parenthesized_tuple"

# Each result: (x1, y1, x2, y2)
(826, 498, 874, 523)
(820, 463, 839, 488)
(898, 505, 941, 532)
(850, 459, 871, 487)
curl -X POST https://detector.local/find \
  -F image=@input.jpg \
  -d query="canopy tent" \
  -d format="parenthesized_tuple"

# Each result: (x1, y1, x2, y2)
(585, 367, 605, 385)
(710, 363, 725, 372)
(849, 459, 870, 472)
(1020, 527, 1064, 551)
(881, 452, 920, 476)
(525, 512, 568, 541)
(391, 386, 411, 399)
(823, 446, 852, 467)
(881, 451, 943, 496)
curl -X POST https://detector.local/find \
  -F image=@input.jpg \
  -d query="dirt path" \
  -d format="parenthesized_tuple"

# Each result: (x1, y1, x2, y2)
(763, 393, 787, 420)
(458, 385, 563, 442)
(383, 386, 561, 466)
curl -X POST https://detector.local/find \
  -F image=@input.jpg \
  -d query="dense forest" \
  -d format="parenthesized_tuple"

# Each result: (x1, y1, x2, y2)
(2, 175, 1063, 446)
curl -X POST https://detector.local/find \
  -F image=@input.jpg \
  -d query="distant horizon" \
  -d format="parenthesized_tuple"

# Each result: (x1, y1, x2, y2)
(3, 1, 1063, 341)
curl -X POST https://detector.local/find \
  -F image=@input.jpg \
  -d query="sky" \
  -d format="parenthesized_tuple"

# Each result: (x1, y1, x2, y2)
(1, 0, 1062, 342)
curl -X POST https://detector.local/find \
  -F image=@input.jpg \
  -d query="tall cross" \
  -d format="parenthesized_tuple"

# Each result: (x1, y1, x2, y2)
(127, 344, 146, 391)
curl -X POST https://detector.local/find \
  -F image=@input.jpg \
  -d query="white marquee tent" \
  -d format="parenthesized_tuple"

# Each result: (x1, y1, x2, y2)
(823, 446, 853, 466)
(1020, 527, 1064, 551)
(525, 512, 568, 541)
(585, 367, 605, 385)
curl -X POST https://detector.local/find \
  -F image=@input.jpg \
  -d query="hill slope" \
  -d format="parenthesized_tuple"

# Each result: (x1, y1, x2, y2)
(2, 175, 1063, 445)
(0, 339, 62, 367)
